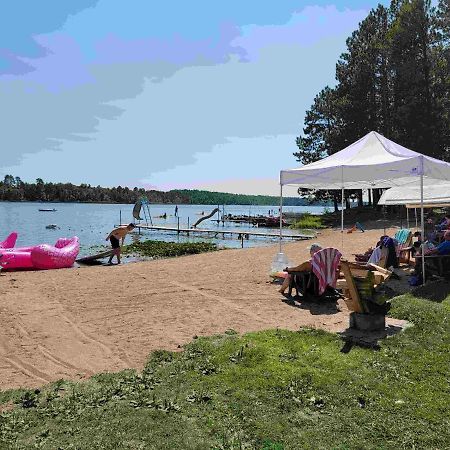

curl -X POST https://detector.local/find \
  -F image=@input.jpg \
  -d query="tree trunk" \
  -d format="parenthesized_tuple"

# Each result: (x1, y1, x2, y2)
(357, 190, 363, 208)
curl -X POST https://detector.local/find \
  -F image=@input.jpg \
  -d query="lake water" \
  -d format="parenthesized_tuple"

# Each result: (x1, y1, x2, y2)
(0, 202, 327, 256)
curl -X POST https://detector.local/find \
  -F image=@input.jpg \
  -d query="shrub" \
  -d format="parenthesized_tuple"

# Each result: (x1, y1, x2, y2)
(290, 213, 325, 229)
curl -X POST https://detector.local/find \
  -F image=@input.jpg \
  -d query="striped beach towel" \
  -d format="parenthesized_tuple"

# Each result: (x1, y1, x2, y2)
(311, 248, 342, 296)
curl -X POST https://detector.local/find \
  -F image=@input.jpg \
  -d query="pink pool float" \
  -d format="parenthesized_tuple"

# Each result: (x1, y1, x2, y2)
(0, 236, 80, 270)
(0, 232, 18, 249)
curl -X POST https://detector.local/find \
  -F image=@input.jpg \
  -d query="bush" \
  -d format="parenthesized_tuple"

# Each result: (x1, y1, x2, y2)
(123, 240, 218, 258)
(290, 213, 325, 229)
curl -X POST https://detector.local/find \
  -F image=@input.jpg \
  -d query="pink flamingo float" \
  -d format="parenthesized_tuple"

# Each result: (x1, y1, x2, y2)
(0, 233, 79, 270)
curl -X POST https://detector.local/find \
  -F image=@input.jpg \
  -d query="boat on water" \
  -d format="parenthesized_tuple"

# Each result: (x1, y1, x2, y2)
(214, 214, 287, 227)
(38, 208, 57, 212)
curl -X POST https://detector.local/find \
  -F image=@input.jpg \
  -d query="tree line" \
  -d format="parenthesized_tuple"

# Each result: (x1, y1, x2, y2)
(0, 176, 320, 206)
(295, 0, 449, 211)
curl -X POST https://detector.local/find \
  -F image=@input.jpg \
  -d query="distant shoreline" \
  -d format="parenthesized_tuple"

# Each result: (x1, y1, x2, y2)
(0, 199, 330, 207)
(0, 177, 331, 207)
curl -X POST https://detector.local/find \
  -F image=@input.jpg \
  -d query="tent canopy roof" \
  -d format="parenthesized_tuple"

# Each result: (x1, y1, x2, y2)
(378, 178, 450, 207)
(280, 131, 450, 189)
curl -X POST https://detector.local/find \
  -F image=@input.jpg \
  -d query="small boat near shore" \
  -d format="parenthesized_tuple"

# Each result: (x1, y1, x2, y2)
(213, 214, 288, 227)
(39, 208, 57, 212)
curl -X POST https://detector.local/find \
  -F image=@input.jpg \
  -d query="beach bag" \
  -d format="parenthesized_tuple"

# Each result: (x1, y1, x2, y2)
(409, 274, 422, 286)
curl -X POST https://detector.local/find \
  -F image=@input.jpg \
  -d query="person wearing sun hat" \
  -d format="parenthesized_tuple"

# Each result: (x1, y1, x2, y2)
(278, 242, 323, 294)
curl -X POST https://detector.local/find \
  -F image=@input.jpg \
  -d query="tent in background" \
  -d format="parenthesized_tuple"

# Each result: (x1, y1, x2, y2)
(279, 131, 450, 282)
(378, 178, 450, 207)
(378, 178, 450, 230)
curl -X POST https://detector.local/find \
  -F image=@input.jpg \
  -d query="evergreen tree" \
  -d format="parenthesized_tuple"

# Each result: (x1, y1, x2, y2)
(389, 0, 436, 154)
(432, 0, 450, 159)
(295, 0, 450, 206)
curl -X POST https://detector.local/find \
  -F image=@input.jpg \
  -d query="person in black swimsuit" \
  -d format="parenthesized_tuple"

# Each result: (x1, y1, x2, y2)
(105, 223, 135, 264)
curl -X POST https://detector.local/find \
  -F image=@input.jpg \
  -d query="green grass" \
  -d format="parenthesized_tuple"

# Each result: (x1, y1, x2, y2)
(290, 213, 326, 230)
(122, 240, 218, 258)
(0, 294, 449, 449)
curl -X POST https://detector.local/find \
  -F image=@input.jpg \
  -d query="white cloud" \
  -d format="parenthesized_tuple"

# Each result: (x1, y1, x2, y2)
(1, 6, 367, 194)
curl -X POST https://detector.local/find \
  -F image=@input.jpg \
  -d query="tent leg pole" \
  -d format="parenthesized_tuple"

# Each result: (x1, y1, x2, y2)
(279, 184, 283, 253)
(420, 169, 425, 284)
(341, 165, 344, 251)
(418, 156, 425, 284)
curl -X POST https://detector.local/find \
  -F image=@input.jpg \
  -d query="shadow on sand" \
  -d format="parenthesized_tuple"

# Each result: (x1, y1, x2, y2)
(281, 294, 341, 315)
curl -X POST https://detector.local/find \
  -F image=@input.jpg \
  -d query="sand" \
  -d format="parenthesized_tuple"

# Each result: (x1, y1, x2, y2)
(0, 226, 402, 390)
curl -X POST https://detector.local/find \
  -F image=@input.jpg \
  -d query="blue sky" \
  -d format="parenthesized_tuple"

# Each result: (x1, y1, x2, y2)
(1, 1, 391, 195)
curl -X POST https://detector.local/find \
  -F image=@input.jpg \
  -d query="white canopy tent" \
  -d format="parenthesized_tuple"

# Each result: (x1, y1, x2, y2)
(378, 178, 450, 207)
(378, 178, 450, 228)
(279, 131, 450, 282)
(378, 178, 450, 227)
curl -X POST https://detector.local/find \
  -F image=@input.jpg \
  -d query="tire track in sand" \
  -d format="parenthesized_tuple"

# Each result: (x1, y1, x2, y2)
(137, 273, 266, 324)
(0, 340, 52, 385)
(13, 319, 94, 375)
(48, 278, 133, 368)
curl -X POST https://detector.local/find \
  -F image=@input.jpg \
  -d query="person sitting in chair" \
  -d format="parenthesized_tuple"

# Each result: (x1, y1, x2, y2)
(412, 230, 450, 281)
(354, 235, 388, 263)
(278, 243, 322, 294)
(436, 215, 450, 232)
(425, 230, 450, 255)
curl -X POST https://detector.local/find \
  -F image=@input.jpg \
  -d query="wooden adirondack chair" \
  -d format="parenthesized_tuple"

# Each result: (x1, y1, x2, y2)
(338, 260, 392, 313)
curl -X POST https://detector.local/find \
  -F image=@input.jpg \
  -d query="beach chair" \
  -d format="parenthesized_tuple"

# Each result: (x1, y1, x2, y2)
(287, 248, 342, 299)
(393, 229, 413, 263)
(339, 259, 392, 315)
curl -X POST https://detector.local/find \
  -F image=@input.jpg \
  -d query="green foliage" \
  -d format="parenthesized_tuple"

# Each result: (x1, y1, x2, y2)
(0, 293, 449, 448)
(0, 176, 322, 206)
(296, 0, 450, 202)
(168, 189, 322, 206)
(123, 239, 218, 258)
(289, 213, 326, 229)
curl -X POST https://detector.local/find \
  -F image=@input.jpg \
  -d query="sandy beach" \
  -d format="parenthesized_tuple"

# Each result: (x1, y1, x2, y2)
(0, 226, 401, 390)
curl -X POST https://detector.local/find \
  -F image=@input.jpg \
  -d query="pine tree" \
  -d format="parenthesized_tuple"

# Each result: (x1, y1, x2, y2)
(389, 0, 437, 154)
(432, 0, 450, 159)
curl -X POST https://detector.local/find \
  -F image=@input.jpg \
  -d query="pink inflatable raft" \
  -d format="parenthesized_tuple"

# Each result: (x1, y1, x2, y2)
(0, 236, 80, 270)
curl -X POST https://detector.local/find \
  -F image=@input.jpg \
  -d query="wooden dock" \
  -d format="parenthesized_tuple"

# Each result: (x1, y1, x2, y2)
(119, 224, 313, 241)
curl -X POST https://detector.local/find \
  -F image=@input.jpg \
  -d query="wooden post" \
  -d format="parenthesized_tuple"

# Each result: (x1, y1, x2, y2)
(177, 217, 180, 234)
(187, 217, 190, 236)
(119, 209, 122, 225)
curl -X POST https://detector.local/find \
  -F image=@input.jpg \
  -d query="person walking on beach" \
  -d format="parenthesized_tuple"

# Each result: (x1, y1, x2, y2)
(105, 223, 135, 265)
(175, 205, 178, 217)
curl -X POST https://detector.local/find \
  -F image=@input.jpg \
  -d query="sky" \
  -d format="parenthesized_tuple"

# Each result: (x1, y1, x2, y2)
(0, 0, 392, 196)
